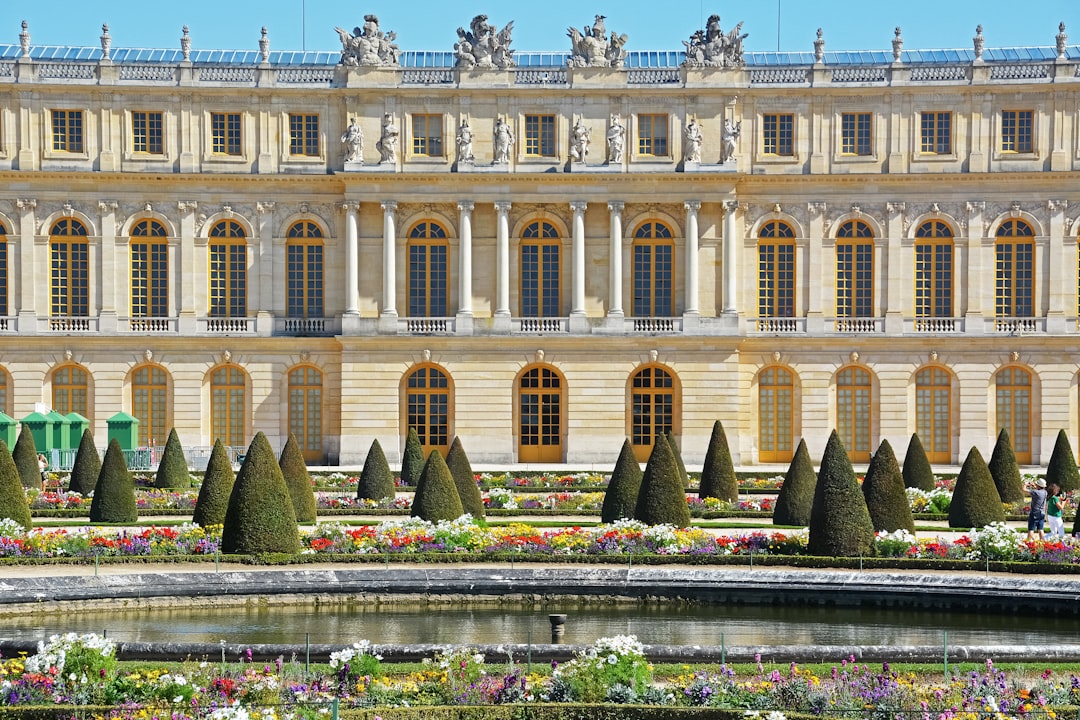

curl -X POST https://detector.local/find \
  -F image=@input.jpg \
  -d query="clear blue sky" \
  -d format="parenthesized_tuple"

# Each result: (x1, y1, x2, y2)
(0, 1, 1075, 54)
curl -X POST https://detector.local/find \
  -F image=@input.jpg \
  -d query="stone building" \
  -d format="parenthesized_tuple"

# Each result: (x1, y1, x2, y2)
(1, 16, 1079, 467)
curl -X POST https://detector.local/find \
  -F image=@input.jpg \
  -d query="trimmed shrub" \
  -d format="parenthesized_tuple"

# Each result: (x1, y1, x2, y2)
(154, 428, 192, 489)
(807, 430, 874, 557)
(0, 441, 31, 529)
(666, 431, 690, 488)
(862, 439, 916, 534)
(279, 435, 317, 523)
(193, 439, 235, 528)
(772, 438, 816, 526)
(12, 424, 40, 489)
(357, 439, 395, 501)
(89, 439, 138, 523)
(400, 428, 425, 486)
(445, 436, 485, 518)
(901, 433, 935, 492)
(1045, 429, 1080, 493)
(698, 421, 737, 501)
(410, 450, 464, 522)
(634, 434, 691, 528)
(601, 439, 644, 523)
(222, 432, 300, 554)
(68, 429, 102, 495)
(988, 428, 1025, 503)
(949, 446, 1005, 529)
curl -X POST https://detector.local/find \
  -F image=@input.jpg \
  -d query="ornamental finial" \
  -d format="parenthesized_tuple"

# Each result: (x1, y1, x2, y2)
(100, 23, 111, 60)
(181, 25, 191, 61)
(891, 26, 903, 62)
(973, 25, 984, 61)
(813, 28, 825, 63)
(259, 26, 270, 63)
(19, 20, 30, 57)
(1057, 22, 1068, 59)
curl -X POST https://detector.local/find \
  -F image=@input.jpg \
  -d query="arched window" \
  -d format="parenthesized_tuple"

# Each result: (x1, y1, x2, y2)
(408, 222, 449, 317)
(210, 366, 246, 448)
(0, 222, 8, 318)
(130, 219, 169, 318)
(208, 220, 247, 318)
(288, 366, 323, 462)
(405, 365, 450, 456)
(758, 366, 794, 463)
(995, 219, 1034, 318)
(632, 221, 674, 317)
(630, 365, 676, 461)
(996, 366, 1032, 464)
(837, 366, 872, 462)
(758, 220, 796, 318)
(914, 221, 954, 319)
(286, 221, 324, 319)
(915, 367, 952, 464)
(132, 365, 168, 446)
(50, 218, 89, 318)
(53, 365, 89, 417)
(835, 220, 874, 318)
(518, 366, 563, 462)
(520, 221, 561, 318)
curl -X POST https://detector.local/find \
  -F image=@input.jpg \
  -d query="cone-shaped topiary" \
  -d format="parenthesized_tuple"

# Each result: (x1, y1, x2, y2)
(68, 429, 102, 495)
(807, 430, 874, 557)
(12, 424, 40, 489)
(698, 421, 737, 501)
(89, 439, 138, 523)
(862, 439, 916, 534)
(1045, 429, 1080, 493)
(154, 428, 192, 489)
(601, 439, 644, 523)
(0, 441, 31, 529)
(988, 428, 1025, 503)
(772, 439, 816, 526)
(949, 446, 1005, 529)
(279, 434, 317, 522)
(667, 431, 690, 488)
(222, 432, 300, 554)
(634, 434, 691, 528)
(410, 450, 464, 522)
(400, 428, 425, 487)
(901, 433, 935, 492)
(357, 439, 396, 501)
(445, 436, 484, 518)
(193, 439, 235, 528)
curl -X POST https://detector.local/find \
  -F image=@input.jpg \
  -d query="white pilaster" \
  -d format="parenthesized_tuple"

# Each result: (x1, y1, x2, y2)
(684, 200, 700, 315)
(255, 201, 275, 333)
(570, 200, 587, 316)
(15, 199, 36, 324)
(98, 201, 118, 331)
(342, 201, 360, 315)
(457, 200, 474, 316)
(177, 201, 197, 333)
(381, 201, 398, 317)
(1047, 200, 1068, 327)
(494, 201, 511, 317)
(722, 199, 738, 315)
(607, 201, 624, 316)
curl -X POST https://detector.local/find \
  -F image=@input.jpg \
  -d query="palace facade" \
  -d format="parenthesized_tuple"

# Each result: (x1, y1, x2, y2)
(1, 17, 1079, 467)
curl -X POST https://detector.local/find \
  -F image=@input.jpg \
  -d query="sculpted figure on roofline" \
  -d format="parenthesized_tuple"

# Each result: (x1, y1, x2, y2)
(682, 14, 748, 68)
(567, 14, 628, 68)
(455, 14, 516, 70)
(335, 15, 401, 67)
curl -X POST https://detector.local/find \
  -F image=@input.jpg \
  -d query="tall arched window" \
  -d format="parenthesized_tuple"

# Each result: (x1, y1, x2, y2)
(286, 221, 324, 319)
(995, 219, 1034, 318)
(50, 218, 89, 318)
(914, 220, 953, 319)
(837, 366, 872, 462)
(0, 222, 8, 318)
(914, 367, 952, 464)
(288, 365, 323, 462)
(210, 366, 246, 448)
(408, 222, 449, 317)
(835, 220, 874, 318)
(131, 219, 169, 318)
(632, 221, 674, 317)
(520, 221, 561, 317)
(53, 365, 89, 417)
(758, 366, 794, 463)
(996, 366, 1032, 464)
(758, 220, 796, 318)
(630, 365, 676, 461)
(208, 220, 247, 318)
(518, 365, 563, 462)
(132, 365, 168, 446)
(405, 365, 450, 456)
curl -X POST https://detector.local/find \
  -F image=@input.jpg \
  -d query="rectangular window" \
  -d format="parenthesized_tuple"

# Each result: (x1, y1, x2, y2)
(210, 112, 242, 156)
(840, 112, 872, 156)
(132, 111, 164, 154)
(524, 114, 556, 157)
(51, 110, 84, 153)
(411, 114, 444, 157)
(762, 113, 794, 156)
(637, 114, 669, 156)
(920, 112, 952, 154)
(1001, 110, 1033, 153)
(288, 113, 320, 156)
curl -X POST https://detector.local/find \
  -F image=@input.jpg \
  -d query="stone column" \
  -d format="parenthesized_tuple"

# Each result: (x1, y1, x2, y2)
(98, 201, 119, 332)
(177, 201, 197, 333)
(884, 202, 905, 334)
(607, 201, 624, 316)
(722, 199, 738, 315)
(806, 202, 826, 333)
(1047, 199, 1068, 332)
(342, 201, 360, 316)
(964, 201, 986, 334)
(381, 201, 398, 318)
(255, 201, 274, 335)
(684, 201, 700, 316)
(457, 201, 474, 317)
(15, 199, 36, 329)
(494, 201, 511, 318)
(570, 201, 587, 316)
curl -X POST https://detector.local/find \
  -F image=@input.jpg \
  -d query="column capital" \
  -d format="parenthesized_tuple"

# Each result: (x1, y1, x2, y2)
(338, 200, 360, 213)
(607, 200, 624, 213)
(684, 200, 701, 213)
(98, 200, 119, 213)
(1048, 199, 1069, 214)
(722, 199, 739, 213)
(807, 201, 827, 217)
(569, 200, 588, 213)
(457, 200, 475, 213)
(494, 200, 512, 214)
(381, 200, 398, 212)
(16, 198, 36, 210)
(177, 201, 198, 213)
(256, 201, 276, 215)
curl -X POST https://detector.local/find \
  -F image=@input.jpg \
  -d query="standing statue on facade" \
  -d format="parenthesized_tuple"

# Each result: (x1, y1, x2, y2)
(454, 14, 515, 70)
(567, 14, 629, 68)
(606, 114, 625, 163)
(569, 117, 591, 163)
(376, 113, 399, 163)
(493, 117, 514, 164)
(335, 15, 401, 67)
(720, 119, 741, 163)
(456, 119, 474, 164)
(683, 118, 703, 163)
(341, 118, 363, 163)
(682, 14, 748, 68)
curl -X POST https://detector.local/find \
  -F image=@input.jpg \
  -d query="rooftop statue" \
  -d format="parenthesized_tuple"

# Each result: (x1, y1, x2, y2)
(455, 14, 515, 70)
(568, 14, 629, 68)
(335, 14, 401, 67)
(682, 14, 748, 68)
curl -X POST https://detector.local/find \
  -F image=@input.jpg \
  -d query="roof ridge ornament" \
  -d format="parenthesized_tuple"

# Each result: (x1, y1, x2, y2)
(973, 25, 984, 62)
(682, 14, 747, 68)
(813, 28, 825, 64)
(19, 20, 29, 57)
(454, 15, 515, 70)
(1057, 22, 1068, 60)
(568, 14, 628, 68)
(259, 26, 270, 64)
(891, 27, 903, 63)
(180, 25, 191, 62)
(100, 24, 111, 61)
(335, 15, 401, 67)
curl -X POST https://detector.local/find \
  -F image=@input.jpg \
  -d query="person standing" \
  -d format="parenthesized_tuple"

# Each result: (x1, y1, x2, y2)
(1046, 481, 1065, 538)
(37, 453, 48, 491)
(1026, 477, 1047, 542)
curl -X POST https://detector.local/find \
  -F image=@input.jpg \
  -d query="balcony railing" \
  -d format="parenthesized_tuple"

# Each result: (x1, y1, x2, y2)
(628, 317, 682, 333)
(198, 317, 257, 334)
(907, 317, 965, 334)
(827, 317, 884, 334)
(124, 317, 179, 333)
(514, 317, 569, 334)
(990, 317, 1045, 335)
(274, 317, 342, 336)
(0, 316, 17, 332)
(751, 317, 806, 334)
(43, 316, 99, 333)
(401, 317, 456, 335)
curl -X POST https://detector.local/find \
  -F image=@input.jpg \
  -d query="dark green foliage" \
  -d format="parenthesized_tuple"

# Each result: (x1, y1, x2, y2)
(410, 450, 465, 522)
(698, 421, 737, 501)
(193, 439, 235, 528)
(279, 435, 317, 522)
(68, 430, 101, 495)
(400, 428, 425, 486)
(0, 441, 31, 529)
(666, 431, 690, 488)
(89, 439, 138, 523)
(772, 439, 816, 526)
(633, 435, 691, 528)
(222, 432, 300, 554)
(357, 439, 395, 500)
(12, 424, 40, 489)
(807, 430, 874, 557)
(988, 428, 1025, 503)
(154, 429, 192, 489)
(901, 433, 935, 492)
(601, 439, 644, 523)
(949, 446, 1005, 529)
(1045, 429, 1080, 493)
(445, 436, 485, 518)
(862, 439, 916, 534)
